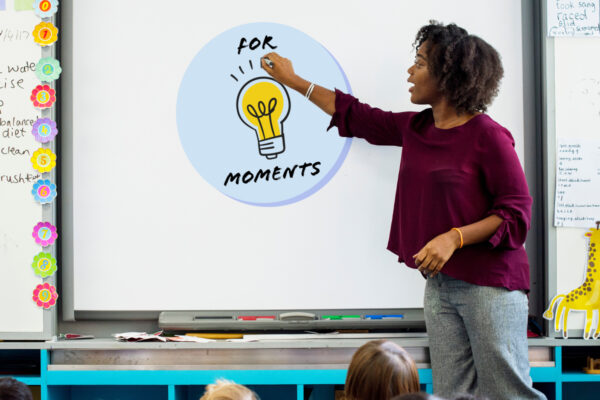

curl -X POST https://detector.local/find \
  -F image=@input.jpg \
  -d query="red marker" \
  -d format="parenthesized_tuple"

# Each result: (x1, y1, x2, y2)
(237, 316, 276, 321)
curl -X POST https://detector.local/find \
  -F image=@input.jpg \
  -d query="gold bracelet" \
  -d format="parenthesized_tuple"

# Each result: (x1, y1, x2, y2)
(452, 227, 464, 249)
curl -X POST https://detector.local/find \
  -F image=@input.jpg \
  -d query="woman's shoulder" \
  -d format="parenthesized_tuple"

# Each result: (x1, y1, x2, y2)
(471, 114, 515, 146)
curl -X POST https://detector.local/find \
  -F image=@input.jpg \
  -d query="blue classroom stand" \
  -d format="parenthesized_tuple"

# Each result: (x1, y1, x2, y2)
(3, 345, 600, 399)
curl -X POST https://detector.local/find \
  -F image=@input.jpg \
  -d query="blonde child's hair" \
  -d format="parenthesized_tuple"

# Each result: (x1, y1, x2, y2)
(199, 379, 258, 400)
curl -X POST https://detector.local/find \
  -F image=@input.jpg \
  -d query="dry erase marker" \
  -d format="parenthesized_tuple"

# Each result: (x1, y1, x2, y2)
(322, 315, 361, 320)
(263, 57, 274, 68)
(59, 333, 95, 340)
(364, 314, 404, 320)
(238, 316, 276, 321)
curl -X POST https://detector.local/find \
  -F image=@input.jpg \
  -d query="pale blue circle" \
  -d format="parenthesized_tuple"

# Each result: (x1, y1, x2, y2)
(177, 22, 352, 207)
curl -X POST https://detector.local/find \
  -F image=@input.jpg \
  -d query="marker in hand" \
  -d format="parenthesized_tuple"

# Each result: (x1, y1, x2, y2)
(263, 57, 274, 68)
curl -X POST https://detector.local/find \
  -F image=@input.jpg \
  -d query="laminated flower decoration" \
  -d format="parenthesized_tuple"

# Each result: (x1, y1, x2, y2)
(32, 252, 57, 278)
(32, 283, 58, 309)
(32, 221, 58, 246)
(30, 85, 56, 108)
(35, 58, 62, 82)
(32, 21, 58, 46)
(31, 118, 58, 143)
(32, 179, 57, 204)
(34, 0, 59, 18)
(31, 148, 57, 173)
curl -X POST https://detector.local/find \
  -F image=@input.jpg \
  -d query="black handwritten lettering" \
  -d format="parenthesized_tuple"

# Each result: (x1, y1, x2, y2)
(6, 61, 36, 74)
(0, 117, 36, 127)
(0, 146, 30, 156)
(242, 171, 254, 184)
(237, 35, 278, 54)
(0, 173, 40, 184)
(311, 162, 321, 176)
(283, 165, 297, 179)
(1, 127, 27, 138)
(254, 169, 270, 182)
(224, 172, 241, 185)
(224, 161, 322, 186)
(272, 166, 282, 180)
(0, 77, 25, 90)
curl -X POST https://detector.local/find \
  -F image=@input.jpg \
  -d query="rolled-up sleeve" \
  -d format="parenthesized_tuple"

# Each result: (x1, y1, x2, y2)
(327, 89, 409, 147)
(479, 128, 532, 249)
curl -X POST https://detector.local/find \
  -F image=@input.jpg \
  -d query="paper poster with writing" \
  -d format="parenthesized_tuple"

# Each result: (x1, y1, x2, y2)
(554, 138, 600, 227)
(547, 0, 600, 37)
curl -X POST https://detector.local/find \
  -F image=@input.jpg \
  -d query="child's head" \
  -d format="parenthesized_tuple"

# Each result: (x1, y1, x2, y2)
(345, 339, 420, 400)
(199, 379, 258, 400)
(391, 393, 446, 400)
(0, 377, 33, 400)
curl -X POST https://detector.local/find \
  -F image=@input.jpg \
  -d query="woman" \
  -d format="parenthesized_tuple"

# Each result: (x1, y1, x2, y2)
(261, 21, 545, 400)
(345, 340, 420, 400)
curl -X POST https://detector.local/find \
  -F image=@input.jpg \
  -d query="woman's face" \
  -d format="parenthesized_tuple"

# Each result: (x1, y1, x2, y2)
(407, 41, 441, 105)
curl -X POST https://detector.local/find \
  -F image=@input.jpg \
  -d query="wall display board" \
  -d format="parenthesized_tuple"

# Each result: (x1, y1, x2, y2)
(547, 34, 600, 338)
(62, 0, 527, 319)
(0, 1, 58, 339)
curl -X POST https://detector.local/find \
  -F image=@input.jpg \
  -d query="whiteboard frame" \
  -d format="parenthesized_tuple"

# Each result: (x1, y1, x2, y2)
(59, 0, 545, 329)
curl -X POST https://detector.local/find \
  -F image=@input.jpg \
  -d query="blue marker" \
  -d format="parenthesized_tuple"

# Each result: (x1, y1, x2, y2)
(364, 314, 404, 320)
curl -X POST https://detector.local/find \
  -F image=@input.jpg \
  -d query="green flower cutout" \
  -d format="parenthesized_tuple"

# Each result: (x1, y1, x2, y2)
(36, 58, 62, 83)
(32, 252, 57, 278)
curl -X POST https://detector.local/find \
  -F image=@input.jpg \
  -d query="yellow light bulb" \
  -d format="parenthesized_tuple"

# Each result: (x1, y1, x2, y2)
(237, 77, 290, 159)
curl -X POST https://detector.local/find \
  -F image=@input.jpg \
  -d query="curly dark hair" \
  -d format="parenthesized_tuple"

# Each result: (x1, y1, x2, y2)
(413, 21, 503, 114)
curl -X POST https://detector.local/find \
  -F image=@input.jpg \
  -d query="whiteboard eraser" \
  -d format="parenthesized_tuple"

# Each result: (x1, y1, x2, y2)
(279, 312, 316, 321)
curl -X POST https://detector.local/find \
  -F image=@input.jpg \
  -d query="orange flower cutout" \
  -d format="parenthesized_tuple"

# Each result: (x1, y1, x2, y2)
(32, 22, 59, 46)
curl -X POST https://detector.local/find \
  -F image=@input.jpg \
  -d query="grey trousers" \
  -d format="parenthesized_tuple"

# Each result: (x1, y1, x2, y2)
(424, 273, 547, 400)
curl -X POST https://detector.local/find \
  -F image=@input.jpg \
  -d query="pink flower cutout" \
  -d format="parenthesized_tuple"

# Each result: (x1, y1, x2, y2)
(32, 283, 58, 309)
(32, 221, 58, 247)
(30, 84, 56, 108)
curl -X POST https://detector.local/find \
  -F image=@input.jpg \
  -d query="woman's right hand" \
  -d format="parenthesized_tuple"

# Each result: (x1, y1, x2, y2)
(261, 52, 298, 88)
(261, 52, 337, 116)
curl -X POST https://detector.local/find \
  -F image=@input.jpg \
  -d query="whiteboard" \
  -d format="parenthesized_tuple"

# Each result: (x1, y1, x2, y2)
(552, 37, 600, 333)
(64, 0, 525, 312)
(0, 7, 55, 338)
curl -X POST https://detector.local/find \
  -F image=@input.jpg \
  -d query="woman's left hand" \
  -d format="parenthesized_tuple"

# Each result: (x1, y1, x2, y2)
(413, 230, 461, 278)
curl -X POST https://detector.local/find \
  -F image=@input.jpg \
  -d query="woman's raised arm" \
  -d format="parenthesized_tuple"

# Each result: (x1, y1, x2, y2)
(261, 52, 336, 116)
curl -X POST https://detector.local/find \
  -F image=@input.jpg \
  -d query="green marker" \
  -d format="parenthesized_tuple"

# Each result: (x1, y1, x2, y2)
(322, 315, 361, 320)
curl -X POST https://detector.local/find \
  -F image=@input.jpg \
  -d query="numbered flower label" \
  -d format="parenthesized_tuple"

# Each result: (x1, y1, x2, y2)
(32, 118, 58, 143)
(32, 21, 58, 46)
(30, 85, 56, 108)
(32, 179, 57, 204)
(31, 148, 57, 173)
(34, 0, 59, 18)
(35, 58, 62, 82)
(32, 283, 58, 309)
(32, 252, 57, 278)
(32, 221, 58, 246)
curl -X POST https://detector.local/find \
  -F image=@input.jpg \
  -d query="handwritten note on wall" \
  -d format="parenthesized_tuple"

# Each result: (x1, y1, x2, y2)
(0, 9, 45, 333)
(547, 0, 600, 37)
(554, 138, 600, 227)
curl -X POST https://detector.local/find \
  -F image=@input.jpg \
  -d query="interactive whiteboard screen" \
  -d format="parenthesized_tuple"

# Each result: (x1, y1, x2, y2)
(65, 0, 525, 312)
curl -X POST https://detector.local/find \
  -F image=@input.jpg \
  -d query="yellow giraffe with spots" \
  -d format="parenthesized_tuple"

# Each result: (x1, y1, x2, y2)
(544, 221, 600, 339)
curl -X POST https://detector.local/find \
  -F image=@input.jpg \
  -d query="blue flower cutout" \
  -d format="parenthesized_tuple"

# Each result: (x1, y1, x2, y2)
(34, 0, 59, 18)
(32, 179, 57, 204)
(36, 58, 62, 82)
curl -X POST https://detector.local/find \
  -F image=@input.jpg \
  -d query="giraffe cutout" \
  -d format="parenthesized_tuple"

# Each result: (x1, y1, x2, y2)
(544, 221, 600, 339)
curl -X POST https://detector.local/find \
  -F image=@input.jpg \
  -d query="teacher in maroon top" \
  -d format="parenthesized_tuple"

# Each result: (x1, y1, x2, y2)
(262, 22, 546, 400)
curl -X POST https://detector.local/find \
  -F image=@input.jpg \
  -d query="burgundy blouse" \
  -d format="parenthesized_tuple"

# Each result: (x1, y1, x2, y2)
(329, 90, 532, 291)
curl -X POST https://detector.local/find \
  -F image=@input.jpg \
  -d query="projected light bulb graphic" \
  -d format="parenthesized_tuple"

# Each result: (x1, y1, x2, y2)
(237, 77, 291, 159)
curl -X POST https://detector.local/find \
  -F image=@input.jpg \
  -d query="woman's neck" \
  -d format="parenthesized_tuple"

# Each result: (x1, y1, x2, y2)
(431, 99, 479, 129)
